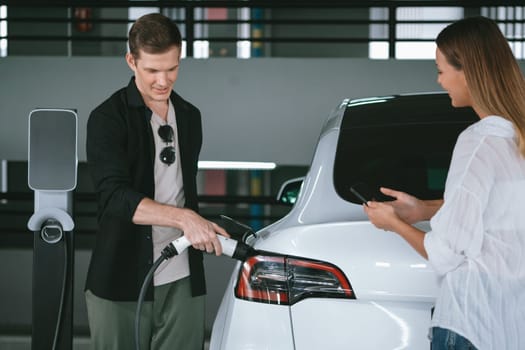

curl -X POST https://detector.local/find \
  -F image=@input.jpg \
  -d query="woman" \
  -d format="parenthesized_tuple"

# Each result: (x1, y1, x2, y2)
(364, 16, 525, 350)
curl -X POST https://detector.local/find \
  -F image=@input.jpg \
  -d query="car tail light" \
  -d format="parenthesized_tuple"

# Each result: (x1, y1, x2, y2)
(235, 255, 355, 305)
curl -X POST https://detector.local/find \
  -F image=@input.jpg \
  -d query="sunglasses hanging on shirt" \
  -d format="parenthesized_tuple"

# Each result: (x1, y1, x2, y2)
(158, 124, 176, 165)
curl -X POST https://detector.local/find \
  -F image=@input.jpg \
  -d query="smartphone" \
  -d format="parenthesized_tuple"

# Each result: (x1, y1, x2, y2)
(350, 185, 371, 206)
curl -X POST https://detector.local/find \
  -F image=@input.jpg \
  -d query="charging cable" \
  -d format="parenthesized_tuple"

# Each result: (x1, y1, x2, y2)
(134, 235, 255, 350)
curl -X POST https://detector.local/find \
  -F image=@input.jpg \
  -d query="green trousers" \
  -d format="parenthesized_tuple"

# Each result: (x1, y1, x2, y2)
(85, 277, 205, 350)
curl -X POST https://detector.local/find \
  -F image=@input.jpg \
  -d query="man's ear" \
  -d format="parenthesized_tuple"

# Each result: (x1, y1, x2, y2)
(125, 52, 136, 71)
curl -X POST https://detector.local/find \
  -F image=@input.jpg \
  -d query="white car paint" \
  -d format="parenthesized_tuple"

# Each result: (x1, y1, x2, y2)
(210, 94, 477, 349)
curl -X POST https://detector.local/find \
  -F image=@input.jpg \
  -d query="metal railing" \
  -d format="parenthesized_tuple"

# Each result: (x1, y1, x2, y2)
(1, 1, 525, 58)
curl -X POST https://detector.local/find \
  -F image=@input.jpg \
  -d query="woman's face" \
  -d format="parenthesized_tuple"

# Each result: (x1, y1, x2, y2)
(435, 48, 472, 108)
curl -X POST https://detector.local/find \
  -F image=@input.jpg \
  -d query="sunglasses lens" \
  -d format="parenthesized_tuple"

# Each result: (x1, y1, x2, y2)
(158, 125, 174, 143)
(160, 146, 176, 165)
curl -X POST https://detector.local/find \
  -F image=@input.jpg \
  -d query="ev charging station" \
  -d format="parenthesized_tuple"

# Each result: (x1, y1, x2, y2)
(27, 109, 78, 350)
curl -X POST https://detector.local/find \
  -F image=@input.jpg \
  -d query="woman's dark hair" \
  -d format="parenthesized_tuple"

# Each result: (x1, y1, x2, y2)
(128, 13, 182, 59)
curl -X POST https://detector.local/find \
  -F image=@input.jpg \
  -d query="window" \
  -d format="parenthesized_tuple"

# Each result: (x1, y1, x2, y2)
(0, 5, 6, 57)
(395, 7, 463, 59)
(333, 94, 478, 205)
(369, 6, 525, 60)
(1, 4, 524, 58)
(482, 6, 525, 59)
(369, 7, 463, 59)
(128, 6, 252, 59)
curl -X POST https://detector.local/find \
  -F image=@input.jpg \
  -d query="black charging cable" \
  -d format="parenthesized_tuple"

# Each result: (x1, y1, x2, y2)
(53, 238, 67, 350)
(134, 244, 177, 350)
(134, 227, 256, 350)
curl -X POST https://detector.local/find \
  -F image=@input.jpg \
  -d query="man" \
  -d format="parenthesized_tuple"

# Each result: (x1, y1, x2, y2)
(85, 13, 229, 350)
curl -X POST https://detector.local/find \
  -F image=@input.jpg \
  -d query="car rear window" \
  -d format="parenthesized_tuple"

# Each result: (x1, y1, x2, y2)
(333, 94, 478, 204)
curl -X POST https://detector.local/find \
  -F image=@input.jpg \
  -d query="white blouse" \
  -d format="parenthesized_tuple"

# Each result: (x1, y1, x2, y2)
(424, 116, 525, 350)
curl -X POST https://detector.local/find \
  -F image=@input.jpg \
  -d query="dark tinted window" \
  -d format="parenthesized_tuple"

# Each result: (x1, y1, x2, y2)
(334, 94, 478, 204)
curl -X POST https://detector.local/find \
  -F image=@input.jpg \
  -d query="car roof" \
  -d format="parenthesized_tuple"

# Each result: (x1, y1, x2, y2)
(343, 92, 478, 128)
(320, 92, 478, 137)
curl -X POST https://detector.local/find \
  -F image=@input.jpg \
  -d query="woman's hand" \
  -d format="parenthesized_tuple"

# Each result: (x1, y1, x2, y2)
(379, 187, 426, 224)
(363, 188, 430, 259)
(364, 200, 403, 232)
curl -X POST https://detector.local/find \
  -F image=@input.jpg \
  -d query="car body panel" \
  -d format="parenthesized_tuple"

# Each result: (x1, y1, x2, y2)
(253, 222, 436, 302)
(211, 270, 295, 350)
(210, 93, 479, 350)
(291, 299, 432, 350)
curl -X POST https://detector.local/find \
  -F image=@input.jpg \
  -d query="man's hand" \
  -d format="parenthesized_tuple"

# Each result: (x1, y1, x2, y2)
(179, 209, 230, 256)
(132, 198, 231, 256)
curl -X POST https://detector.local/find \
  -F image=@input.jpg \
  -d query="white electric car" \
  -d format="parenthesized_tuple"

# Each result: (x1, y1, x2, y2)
(210, 92, 478, 350)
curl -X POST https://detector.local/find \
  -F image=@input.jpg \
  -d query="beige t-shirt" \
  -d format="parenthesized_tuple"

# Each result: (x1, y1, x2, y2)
(150, 101, 190, 286)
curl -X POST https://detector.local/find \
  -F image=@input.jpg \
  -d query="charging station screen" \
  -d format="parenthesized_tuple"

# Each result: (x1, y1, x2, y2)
(28, 109, 78, 191)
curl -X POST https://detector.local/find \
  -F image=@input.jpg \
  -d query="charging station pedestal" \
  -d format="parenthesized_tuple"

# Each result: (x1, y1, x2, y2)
(27, 109, 77, 350)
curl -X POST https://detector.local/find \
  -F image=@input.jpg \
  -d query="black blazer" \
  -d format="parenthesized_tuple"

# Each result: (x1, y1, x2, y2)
(85, 77, 205, 301)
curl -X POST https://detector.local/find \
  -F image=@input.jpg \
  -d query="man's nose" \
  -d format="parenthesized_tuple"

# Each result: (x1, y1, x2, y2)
(157, 72, 169, 85)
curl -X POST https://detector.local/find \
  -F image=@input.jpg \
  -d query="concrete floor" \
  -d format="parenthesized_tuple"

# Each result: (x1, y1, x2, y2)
(0, 336, 85, 350)
(0, 336, 211, 349)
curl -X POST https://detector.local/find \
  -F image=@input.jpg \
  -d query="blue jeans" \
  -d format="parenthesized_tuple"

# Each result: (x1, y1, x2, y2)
(431, 327, 477, 350)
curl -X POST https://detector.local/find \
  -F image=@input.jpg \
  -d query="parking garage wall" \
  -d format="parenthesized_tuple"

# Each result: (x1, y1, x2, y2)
(4, 57, 513, 166)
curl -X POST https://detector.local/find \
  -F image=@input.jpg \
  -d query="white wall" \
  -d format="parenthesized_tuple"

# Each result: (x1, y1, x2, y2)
(0, 57, 456, 166)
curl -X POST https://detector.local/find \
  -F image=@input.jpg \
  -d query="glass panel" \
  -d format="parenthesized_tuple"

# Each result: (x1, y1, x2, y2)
(237, 7, 251, 58)
(0, 4, 6, 56)
(369, 6, 463, 59)
(396, 7, 463, 21)
(396, 41, 436, 59)
(197, 165, 308, 230)
(368, 41, 388, 59)
(395, 7, 463, 59)
(482, 6, 525, 59)
(333, 95, 478, 204)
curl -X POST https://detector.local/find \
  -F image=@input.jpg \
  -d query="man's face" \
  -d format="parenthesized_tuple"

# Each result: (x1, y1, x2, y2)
(126, 46, 181, 105)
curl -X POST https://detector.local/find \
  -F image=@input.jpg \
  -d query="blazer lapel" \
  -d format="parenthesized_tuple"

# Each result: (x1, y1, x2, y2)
(173, 95, 191, 185)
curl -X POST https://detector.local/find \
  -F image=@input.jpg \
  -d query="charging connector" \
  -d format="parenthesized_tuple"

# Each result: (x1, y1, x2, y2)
(40, 219, 63, 244)
(169, 235, 255, 261)
(134, 234, 257, 350)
